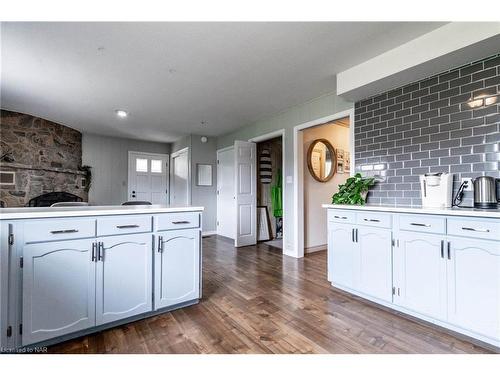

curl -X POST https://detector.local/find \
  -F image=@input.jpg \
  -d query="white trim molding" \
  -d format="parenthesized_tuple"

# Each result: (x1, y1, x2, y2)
(293, 109, 355, 258)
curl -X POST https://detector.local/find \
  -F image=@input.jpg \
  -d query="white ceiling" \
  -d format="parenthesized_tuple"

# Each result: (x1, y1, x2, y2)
(1, 22, 445, 142)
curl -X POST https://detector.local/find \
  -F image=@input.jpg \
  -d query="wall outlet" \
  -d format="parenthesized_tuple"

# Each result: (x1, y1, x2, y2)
(461, 177, 473, 191)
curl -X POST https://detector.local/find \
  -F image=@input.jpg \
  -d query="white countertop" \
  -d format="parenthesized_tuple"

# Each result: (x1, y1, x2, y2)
(0, 205, 204, 220)
(322, 204, 500, 219)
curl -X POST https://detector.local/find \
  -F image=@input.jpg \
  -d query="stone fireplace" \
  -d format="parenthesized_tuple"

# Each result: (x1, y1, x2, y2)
(0, 110, 88, 207)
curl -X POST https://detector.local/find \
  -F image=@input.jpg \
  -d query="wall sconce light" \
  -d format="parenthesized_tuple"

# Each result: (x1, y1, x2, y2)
(468, 99, 484, 108)
(484, 96, 498, 106)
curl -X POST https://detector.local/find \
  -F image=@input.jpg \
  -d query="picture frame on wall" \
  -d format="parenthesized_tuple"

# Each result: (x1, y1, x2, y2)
(336, 148, 344, 160)
(196, 164, 213, 186)
(345, 151, 350, 172)
(337, 160, 344, 174)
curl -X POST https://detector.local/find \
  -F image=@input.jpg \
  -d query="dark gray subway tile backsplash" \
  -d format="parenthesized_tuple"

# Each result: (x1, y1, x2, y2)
(354, 54, 500, 206)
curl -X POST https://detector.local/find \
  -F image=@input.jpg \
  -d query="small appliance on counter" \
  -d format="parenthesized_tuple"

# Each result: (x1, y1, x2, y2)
(473, 176, 500, 209)
(420, 173, 453, 208)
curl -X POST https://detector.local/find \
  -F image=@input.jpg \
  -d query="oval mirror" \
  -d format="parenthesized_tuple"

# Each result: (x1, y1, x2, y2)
(307, 139, 337, 182)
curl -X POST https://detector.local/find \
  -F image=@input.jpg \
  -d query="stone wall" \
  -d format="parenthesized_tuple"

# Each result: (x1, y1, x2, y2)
(0, 110, 87, 207)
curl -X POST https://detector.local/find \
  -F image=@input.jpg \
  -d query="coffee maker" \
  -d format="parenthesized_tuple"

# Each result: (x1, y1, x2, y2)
(419, 173, 453, 208)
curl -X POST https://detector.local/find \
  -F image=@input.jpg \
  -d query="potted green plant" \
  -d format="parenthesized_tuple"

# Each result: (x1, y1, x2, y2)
(332, 173, 375, 205)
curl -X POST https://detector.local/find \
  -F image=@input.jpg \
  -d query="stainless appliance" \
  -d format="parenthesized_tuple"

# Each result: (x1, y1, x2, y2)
(474, 176, 500, 209)
(420, 173, 454, 208)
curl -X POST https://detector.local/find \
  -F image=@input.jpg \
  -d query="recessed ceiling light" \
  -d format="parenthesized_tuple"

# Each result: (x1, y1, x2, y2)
(115, 110, 128, 118)
(200, 121, 207, 125)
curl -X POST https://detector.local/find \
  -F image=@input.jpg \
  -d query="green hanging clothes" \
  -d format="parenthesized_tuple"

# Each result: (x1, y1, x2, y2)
(271, 169, 283, 218)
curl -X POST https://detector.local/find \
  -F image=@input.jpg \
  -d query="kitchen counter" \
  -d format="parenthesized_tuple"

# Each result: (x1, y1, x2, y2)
(0, 204, 204, 220)
(1, 204, 203, 350)
(322, 203, 500, 219)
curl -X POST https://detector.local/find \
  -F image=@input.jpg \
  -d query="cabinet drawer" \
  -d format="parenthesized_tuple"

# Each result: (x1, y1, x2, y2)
(155, 212, 201, 231)
(447, 218, 500, 241)
(399, 214, 446, 234)
(356, 212, 392, 228)
(24, 218, 96, 243)
(97, 215, 152, 236)
(327, 209, 356, 224)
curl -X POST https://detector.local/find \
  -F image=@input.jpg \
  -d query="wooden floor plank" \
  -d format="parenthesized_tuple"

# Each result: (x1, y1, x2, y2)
(48, 236, 493, 354)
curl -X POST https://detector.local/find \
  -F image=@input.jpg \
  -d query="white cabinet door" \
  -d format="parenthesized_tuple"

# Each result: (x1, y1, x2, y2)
(395, 232, 447, 320)
(329, 222, 357, 289)
(447, 237, 500, 340)
(96, 234, 152, 325)
(155, 229, 200, 310)
(22, 239, 96, 346)
(357, 227, 392, 302)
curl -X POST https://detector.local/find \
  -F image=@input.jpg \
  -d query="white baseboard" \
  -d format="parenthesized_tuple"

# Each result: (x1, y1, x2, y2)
(305, 244, 327, 254)
(202, 231, 217, 237)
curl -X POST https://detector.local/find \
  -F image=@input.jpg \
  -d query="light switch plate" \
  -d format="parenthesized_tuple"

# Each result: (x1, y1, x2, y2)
(286, 176, 293, 184)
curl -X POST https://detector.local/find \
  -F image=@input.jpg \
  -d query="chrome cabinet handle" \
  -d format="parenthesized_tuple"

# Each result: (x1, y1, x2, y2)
(172, 221, 190, 224)
(352, 228, 355, 242)
(440, 240, 444, 259)
(410, 223, 430, 227)
(363, 218, 380, 222)
(334, 215, 347, 219)
(92, 242, 97, 262)
(158, 236, 163, 253)
(461, 227, 490, 233)
(116, 224, 140, 229)
(98, 242, 104, 261)
(50, 229, 79, 234)
(447, 241, 451, 260)
(355, 228, 358, 243)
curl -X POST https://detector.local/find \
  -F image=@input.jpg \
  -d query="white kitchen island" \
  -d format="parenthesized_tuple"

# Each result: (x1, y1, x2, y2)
(0, 205, 203, 351)
(323, 204, 500, 350)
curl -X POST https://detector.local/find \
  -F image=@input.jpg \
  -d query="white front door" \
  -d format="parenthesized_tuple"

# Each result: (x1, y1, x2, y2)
(234, 140, 257, 247)
(128, 152, 169, 204)
(216, 147, 235, 239)
(171, 148, 190, 206)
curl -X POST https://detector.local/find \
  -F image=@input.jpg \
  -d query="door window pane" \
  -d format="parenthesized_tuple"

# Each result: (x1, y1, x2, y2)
(136, 158, 148, 172)
(151, 159, 163, 173)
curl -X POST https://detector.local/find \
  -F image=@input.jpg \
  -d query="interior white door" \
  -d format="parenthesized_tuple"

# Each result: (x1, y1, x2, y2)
(234, 140, 257, 247)
(171, 148, 190, 206)
(216, 147, 235, 239)
(128, 152, 169, 204)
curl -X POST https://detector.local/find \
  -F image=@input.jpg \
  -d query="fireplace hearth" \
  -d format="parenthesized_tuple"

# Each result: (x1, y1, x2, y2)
(28, 192, 83, 207)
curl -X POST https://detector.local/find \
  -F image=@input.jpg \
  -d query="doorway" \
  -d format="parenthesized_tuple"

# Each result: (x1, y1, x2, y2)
(127, 151, 169, 204)
(255, 136, 283, 250)
(293, 109, 354, 258)
(170, 147, 190, 206)
(302, 117, 351, 253)
(215, 129, 286, 251)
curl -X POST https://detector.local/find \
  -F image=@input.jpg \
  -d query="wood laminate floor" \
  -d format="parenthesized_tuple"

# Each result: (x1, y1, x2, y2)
(49, 236, 493, 354)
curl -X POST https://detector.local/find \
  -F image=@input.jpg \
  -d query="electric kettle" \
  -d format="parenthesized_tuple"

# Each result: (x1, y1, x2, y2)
(473, 176, 500, 209)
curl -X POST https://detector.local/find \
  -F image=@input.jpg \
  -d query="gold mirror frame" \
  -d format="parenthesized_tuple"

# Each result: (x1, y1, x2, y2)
(306, 138, 337, 182)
